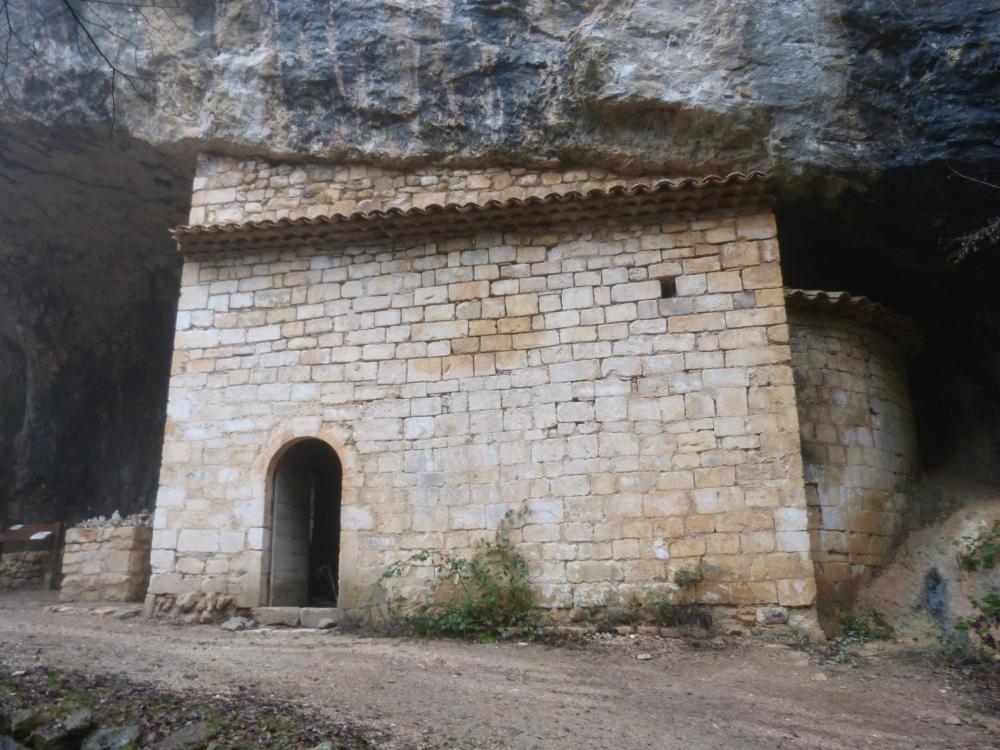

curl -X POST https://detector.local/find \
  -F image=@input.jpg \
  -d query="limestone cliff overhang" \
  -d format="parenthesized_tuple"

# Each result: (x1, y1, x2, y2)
(171, 171, 772, 256)
(784, 288, 921, 348)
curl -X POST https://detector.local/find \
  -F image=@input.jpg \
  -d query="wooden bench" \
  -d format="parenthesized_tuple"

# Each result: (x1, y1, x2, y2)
(0, 522, 63, 589)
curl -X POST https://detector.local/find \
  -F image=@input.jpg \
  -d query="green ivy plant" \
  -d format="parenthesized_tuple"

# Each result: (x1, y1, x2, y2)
(950, 518, 1000, 658)
(957, 520, 1000, 572)
(954, 592, 1000, 655)
(673, 562, 708, 589)
(839, 609, 895, 642)
(377, 508, 537, 639)
(592, 578, 712, 631)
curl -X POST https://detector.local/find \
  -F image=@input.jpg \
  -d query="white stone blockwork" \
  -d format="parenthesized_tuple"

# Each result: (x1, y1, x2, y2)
(788, 305, 919, 613)
(149, 158, 816, 614)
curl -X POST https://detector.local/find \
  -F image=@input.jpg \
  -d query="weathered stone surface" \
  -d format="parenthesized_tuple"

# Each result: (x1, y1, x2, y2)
(2, 1, 997, 176)
(151, 722, 216, 750)
(299, 609, 340, 629)
(148, 592, 235, 622)
(0, 125, 189, 525)
(30, 709, 94, 750)
(0, 737, 26, 750)
(10, 708, 48, 741)
(789, 308, 918, 616)
(149, 169, 815, 613)
(219, 616, 255, 632)
(0, 549, 49, 591)
(81, 726, 141, 750)
(252, 608, 301, 627)
(756, 606, 789, 625)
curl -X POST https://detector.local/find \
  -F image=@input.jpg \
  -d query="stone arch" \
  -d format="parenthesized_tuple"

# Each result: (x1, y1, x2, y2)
(263, 437, 344, 607)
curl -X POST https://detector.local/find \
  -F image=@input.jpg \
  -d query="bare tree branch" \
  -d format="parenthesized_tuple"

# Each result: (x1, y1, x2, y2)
(948, 217, 1000, 264)
(79, 0, 212, 7)
(948, 163, 1000, 192)
(0, 0, 44, 106)
(946, 163, 1000, 263)
(0, 1, 206, 127)
(61, 0, 150, 96)
(57, 0, 161, 129)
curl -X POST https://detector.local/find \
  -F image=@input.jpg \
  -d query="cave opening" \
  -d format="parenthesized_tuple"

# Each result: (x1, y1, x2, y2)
(777, 162, 1000, 627)
(0, 124, 194, 525)
(777, 162, 1000, 491)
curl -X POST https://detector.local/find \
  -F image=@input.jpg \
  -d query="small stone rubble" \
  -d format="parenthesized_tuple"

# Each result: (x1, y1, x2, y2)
(146, 592, 234, 624)
(218, 616, 255, 632)
(44, 605, 144, 621)
(81, 725, 140, 750)
(0, 666, 381, 749)
(74, 512, 152, 530)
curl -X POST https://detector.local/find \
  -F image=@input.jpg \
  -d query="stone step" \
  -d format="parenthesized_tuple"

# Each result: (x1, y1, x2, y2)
(251, 606, 340, 628)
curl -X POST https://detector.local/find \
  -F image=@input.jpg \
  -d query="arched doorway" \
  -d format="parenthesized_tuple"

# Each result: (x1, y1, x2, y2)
(267, 439, 342, 607)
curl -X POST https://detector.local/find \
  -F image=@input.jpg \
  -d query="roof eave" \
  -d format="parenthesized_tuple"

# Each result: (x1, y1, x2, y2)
(172, 171, 774, 256)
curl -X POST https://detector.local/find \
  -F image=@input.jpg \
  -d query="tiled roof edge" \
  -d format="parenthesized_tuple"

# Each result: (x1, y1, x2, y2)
(784, 288, 922, 348)
(172, 171, 772, 252)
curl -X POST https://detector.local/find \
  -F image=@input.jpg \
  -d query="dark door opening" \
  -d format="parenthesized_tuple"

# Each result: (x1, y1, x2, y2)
(268, 439, 342, 607)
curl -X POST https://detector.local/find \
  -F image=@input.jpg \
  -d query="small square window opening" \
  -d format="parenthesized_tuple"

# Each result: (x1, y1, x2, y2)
(659, 276, 677, 299)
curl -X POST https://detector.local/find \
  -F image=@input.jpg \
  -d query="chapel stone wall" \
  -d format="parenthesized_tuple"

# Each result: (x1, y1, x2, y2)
(149, 159, 815, 616)
(788, 310, 919, 613)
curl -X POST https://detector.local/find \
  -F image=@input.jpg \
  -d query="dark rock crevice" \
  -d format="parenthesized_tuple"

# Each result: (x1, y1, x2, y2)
(0, 330, 28, 447)
(777, 162, 1000, 485)
(840, 0, 1000, 168)
(0, 124, 193, 524)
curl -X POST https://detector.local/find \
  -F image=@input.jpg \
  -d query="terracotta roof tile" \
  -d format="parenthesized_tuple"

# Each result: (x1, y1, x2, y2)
(784, 288, 921, 346)
(173, 171, 772, 255)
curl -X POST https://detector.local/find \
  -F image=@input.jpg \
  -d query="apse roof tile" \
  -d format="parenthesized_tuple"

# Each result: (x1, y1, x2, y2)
(784, 288, 921, 345)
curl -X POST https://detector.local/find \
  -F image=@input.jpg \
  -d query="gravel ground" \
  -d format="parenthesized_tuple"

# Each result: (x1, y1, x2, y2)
(1, 592, 997, 749)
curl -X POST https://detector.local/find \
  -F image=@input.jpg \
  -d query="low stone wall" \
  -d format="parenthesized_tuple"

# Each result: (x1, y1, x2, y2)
(60, 526, 152, 602)
(0, 547, 50, 589)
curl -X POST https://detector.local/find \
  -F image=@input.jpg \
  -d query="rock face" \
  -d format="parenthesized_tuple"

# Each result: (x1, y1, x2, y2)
(0, 0, 998, 525)
(857, 480, 1000, 643)
(3, 1, 998, 172)
(0, 124, 191, 523)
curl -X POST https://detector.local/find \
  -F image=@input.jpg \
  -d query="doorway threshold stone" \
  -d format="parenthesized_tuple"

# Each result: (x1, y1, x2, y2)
(252, 607, 301, 627)
(252, 606, 341, 628)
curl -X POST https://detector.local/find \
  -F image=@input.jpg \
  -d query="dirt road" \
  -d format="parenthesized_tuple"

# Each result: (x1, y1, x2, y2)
(0, 593, 996, 749)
